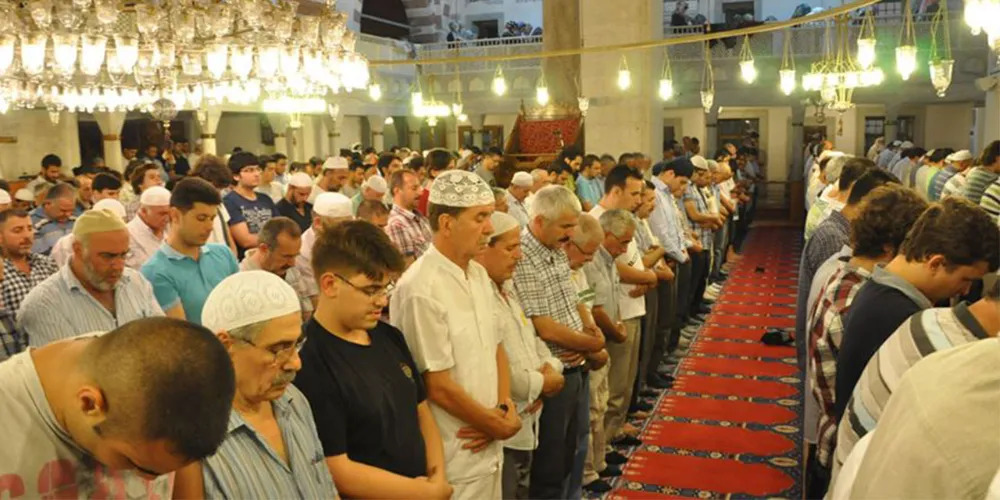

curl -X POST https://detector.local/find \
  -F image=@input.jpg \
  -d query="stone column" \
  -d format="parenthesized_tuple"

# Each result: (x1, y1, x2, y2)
(467, 113, 485, 148)
(542, 0, 581, 106)
(580, 0, 664, 156)
(406, 116, 424, 151)
(323, 116, 339, 157)
(199, 109, 222, 156)
(368, 115, 386, 152)
(93, 111, 126, 172)
(790, 104, 806, 182)
(269, 114, 290, 156)
(884, 103, 900, 143)
(704, 105, 719, 158)
(57, 113, 81, 173)
(0, 114, 18, 179)
(985, 87, 1000, 145)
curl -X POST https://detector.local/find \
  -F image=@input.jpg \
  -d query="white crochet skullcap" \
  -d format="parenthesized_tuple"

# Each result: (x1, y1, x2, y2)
(140, 186, 171, 206)
(313, 192, 353, 218)
(429, 170, 494, 208)
(201, 270, 301, 332)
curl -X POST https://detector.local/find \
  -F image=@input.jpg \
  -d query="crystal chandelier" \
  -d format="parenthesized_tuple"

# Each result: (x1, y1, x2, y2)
(964, 0, 1000, 53)
(0, 0, 370, 115)
(803, 17, 883, 113)
(412, 75, 453, 120)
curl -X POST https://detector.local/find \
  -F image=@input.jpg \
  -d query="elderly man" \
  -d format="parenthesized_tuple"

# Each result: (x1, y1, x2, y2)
(0, 210, 59, 317)
(507, 171, 533, 227)
(49, 199, 126, 268)
(524, 168, 552, 213)
(357, 199, 390, 230)
(142, 178, 239, 324)
(351, 175, 388, 215)
(514, 185, 606, 499)
(126, 186, 170, 270)
(173, 271, 338, 498)
(0, 317, 235, 497)
(294, 220, 450, 499)
(387, 169, 433, 262)
(392, 170, 520, 500)
(31, 182, 77, 256)
(309, 156, 351, 203)
(295, 192, 353, 308)
(19, 209, 163, 346)
(240, 217, 315, 320)
(277, 172, 314, 232)
(478, 211, 566, 499)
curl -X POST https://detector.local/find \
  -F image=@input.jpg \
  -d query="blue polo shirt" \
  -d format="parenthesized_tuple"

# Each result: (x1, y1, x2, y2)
(141, 243, 238, 324)
(576, 174, 603, 208)
(30, 207, 75, 256)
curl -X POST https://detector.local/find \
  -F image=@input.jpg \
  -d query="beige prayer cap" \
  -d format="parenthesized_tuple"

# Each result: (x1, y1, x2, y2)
(490, 211, 520, 239)
(73, 208, 126, 238)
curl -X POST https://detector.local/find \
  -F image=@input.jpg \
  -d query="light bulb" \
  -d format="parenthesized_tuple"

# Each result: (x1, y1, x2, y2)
(658, 79, 674, 101)
(458, 113, 468, 122)
(857, 38, 876, 70)
(780, 69, 797, 95)
(740, 60, 757, 83)
(427, 116, 438, 127)
(617, 69, 632, 90)
(384, 116, 394, 125)
(896, 45, 917, 81)
(369, 82, 382, 101)
(411, 91, 423, 108)
(966, 0, 984, 36)
(492, 73, 507, 96)
(451, 103, 463, 116)
(536, 85, 549, 105)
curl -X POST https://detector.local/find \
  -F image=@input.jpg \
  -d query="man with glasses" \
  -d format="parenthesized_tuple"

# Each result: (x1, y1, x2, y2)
(223, 152, 280, 259)
(174, 270, 338, 498)
(19, 209, 163, 347)
(294, 220, 451, 499)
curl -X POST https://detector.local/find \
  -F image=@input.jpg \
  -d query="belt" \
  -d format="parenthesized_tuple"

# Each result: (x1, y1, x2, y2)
(564, 364, 588, 375)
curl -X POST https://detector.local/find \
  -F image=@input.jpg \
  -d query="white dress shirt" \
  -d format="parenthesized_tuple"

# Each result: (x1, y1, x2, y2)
(389, 244, 502, 485)
(49, 234, 75, 267)
(126, 215, 165, 270)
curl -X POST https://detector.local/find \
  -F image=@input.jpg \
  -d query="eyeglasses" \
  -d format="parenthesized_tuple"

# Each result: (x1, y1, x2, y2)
(239, 334, 307, 366)
(335, 274, 395, 300)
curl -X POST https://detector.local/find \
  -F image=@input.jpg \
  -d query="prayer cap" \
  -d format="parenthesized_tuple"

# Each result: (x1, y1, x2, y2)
(14, 188, 33, 202)
(949, 150, 973, 162)
(690, 155, 709, 171)
(901, 141, 914, 149)
(511, 171, 533, 188)
(201, 270, 301, 333)
(0, 190, 10, 204)
(289, 172, 313, 188)
(490, 211, 520, 239)
(73, 208, 126, 238)
(313, 192, 353, 218)
(140, 186, 171, 206)
(364, 176, 388, 194)
(429, 170, 494, 208)
(92, 198, 127, 219)
(322, 156, 349, 171)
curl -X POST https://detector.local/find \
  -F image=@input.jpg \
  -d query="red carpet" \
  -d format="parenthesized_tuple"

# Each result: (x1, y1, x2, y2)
(605, 227, 803, 499)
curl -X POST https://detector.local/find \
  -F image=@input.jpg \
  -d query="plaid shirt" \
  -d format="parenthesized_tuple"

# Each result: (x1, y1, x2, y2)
(682, 183, 713, 246)
(386, 205, 432, 259)
(0, 307, 25, 361)
(2, 254, 59, 318)
(808, 264, 871, 468)
(512, 228, 584, 362)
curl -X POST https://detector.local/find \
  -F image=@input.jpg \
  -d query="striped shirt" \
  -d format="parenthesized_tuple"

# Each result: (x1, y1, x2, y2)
(960, 167, 999, 204)
(571, 268, 596, 309)
(19, 265, 164, 347)
(682, 182, 714, 246)
(385, 205, 432, 259)
(648, 178, 688, 264)
(804, 186, 845, 241)
(912, 165, 934, 199)
(506, 191, 530, 228)
(513, 227, 584, 362)
(832, 303, 991, 478)
(979, 179, 1000, 221)
(201, 385, 338, 499)
(807, 264, 871, 467)
(941, 168, 969, 199)
(928, 165, 958, 201)
(30, 210, 75, 256)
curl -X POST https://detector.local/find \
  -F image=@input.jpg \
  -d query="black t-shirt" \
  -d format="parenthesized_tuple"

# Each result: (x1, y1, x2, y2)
(294, 319, 428, 478)
(276, 198, 313, 233)
(835, 280, 923, 418)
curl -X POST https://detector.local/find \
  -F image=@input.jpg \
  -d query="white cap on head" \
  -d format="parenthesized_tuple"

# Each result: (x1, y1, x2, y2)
(490, 211, 520, 240)
(891, 140, 902, 147)
(313, 192, 353, 218)
(201, 270, 301, 333)
(0, 190, 11, 205)
(901, 141, 914, 149)
(14, 188, 33, 202)
(364, 176, 388, 194)
(429, 170, 494, 207)
(289, 172, 313, 188)
(323, 156, 349, 171)
(92, 198, 127, 219)
(511, 171, 533, 188)
(140, 186, 171, 206)
(690, 155, 709, 171)
(948, 150, 973, 162)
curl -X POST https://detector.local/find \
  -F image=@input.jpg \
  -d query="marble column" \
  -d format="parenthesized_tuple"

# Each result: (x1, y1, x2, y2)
(542, 0, 581, 106)
(368, 115, 386, 152)
(790, 104, 806, 182)
(93, 111, 126, 172)
(704, 106, 719, 158)
(323, 116, 339, 157)
(199, 109, 222, 156)
(56, 112, 81, 173)
(467, 113, 485, 148)
(269, 114, 290, 156)
(406, 116, 423, 151)
(884, 103, 900, 143)
(580, 0, 664, 156)
(0, 114, 18, 179)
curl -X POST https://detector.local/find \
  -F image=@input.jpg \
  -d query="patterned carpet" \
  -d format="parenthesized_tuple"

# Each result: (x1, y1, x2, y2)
(606, 226, 804, 499)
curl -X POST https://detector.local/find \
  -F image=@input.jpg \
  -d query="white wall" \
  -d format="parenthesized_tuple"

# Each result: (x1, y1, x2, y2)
(457, 0, 542, 33)
(663, 108, 707, 144)
(217, 112, 267, 155)
(924, 103, 974, 152)
(339, 116, 363, 151)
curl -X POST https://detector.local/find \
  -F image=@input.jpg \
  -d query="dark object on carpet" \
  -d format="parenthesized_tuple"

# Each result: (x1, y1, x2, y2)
(755, 265, 766, 273)
(761, 328, 795, 346)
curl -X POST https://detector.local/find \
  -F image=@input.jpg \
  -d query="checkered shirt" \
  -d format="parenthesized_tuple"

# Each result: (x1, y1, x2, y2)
(0, 307, 25, 361)
(808, 264, 871, 467)
(682, 183, 713, 245)
(512, 227, 584, 362)
(386, 205, 433, 259)
(2, 254, 59, 318)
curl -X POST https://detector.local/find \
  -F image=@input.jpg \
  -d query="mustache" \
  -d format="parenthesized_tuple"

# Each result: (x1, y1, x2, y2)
(272, 370, 297, 386)
(558, 236, 570, 243)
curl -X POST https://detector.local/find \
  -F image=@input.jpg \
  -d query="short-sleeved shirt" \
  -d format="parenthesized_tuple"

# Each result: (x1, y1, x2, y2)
(389, 245, 501, 483)
(239, 250, 314, 316)
(0, 350, 172, 498)
(682, 182, 714, 246)
(386, 205, 433, 259)
(513, 228, 584, 362)
(202, 385, 338, 499)
(961, 167, 999, 204)
(294, 319, 428, 478)
(575, 175, 603, 208)
(928, 165, 958, 201)
(582, 246, 621, 322)
(1, 254, 58, 317)
(276, 199, 313, 233)
(224, 191, 279, 253)
(590, 205, 646, 320)
(941, 168, 969, 199)
(980, 179, 1000, 221)
(141, 243, 239, 324)
(19, 266, 163, 348)
(833, 302, 991, 479)
(31, 213, 75, 256)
